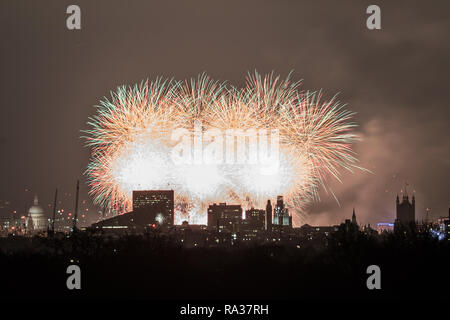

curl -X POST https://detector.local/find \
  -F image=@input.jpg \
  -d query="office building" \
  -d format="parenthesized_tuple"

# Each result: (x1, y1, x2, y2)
(207, 203, 242, 233)
(272, 196, 292, 231)
(241, 208, 266, 240)
(133, 190, 174, 226)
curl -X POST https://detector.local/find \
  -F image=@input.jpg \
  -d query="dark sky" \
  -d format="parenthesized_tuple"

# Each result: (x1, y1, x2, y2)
(1, 0, 449, 225)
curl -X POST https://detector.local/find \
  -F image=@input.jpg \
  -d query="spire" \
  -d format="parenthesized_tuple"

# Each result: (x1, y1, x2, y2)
(403, 181, 409, 200)
(33, 195, 39, 206)
(352, 208, 357, 224)
(266, 199, 272, 211)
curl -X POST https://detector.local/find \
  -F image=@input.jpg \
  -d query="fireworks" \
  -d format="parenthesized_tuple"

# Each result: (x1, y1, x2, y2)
(83, 72, 361, 225)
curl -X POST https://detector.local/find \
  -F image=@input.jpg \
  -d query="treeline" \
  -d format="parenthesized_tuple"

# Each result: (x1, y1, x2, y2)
(0, 228, 448, 300)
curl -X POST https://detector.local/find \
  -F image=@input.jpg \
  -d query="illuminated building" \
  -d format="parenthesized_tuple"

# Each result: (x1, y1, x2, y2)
(376, 222, 394, 233)
(241, 208, 266, 240)
(272, 196, 292, 232)
(132, 190, 174, 226)
(207, 203, 242, 233)
(27, 195, 47, 232)
(437, 208, 450, 241)
(91, 190, 174, 232)
(299, 224, 339, 238)
(443, 219, 450, 241)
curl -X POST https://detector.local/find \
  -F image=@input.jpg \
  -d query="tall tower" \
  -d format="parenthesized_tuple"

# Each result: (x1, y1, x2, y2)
(273, 196, 284, 225)
(266, 200, 272, 232)
(272, 196, 292, 228)
(352, 208, 357, 224)
(396, 193, 415, 224)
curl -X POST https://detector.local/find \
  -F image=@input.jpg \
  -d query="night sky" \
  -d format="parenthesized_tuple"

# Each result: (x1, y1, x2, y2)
(1, 0, 449, 226)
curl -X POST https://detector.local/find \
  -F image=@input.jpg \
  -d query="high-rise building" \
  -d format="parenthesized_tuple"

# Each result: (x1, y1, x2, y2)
(132, 190, 174, 226)
(241, 208, 266, 240)
(272, 196, 292, 228)
(91, 190, 175, 232)
(207, 203, 242, 233)
(396, 193, 415, 225)
(266, 200, 272, 232)
(441, 207, 450, 241)
(271, 196, 292, 237)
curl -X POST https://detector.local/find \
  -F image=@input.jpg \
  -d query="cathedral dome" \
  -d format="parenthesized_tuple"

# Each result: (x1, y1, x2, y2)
(27, 195, 47, 231)
(28, 195, 44, 217)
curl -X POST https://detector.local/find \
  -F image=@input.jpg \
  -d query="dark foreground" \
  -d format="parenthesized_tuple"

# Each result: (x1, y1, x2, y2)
(1, 230, 449, 301)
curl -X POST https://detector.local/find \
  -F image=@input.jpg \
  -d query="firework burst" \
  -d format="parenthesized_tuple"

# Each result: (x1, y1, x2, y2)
(83, 72, 362, 225)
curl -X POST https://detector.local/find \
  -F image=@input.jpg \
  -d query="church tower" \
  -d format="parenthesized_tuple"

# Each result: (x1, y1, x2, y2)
(396, 192, 415, 225)
(351, 208, 357, 225)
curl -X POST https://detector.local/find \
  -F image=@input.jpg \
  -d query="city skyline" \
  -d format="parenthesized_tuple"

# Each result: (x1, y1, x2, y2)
(1, 0, 449, 227)
(3, 185, 446, 235)
(1, 181, 449, 229)
(1, 1, 450, 306)
(13, 185, 446, 248)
